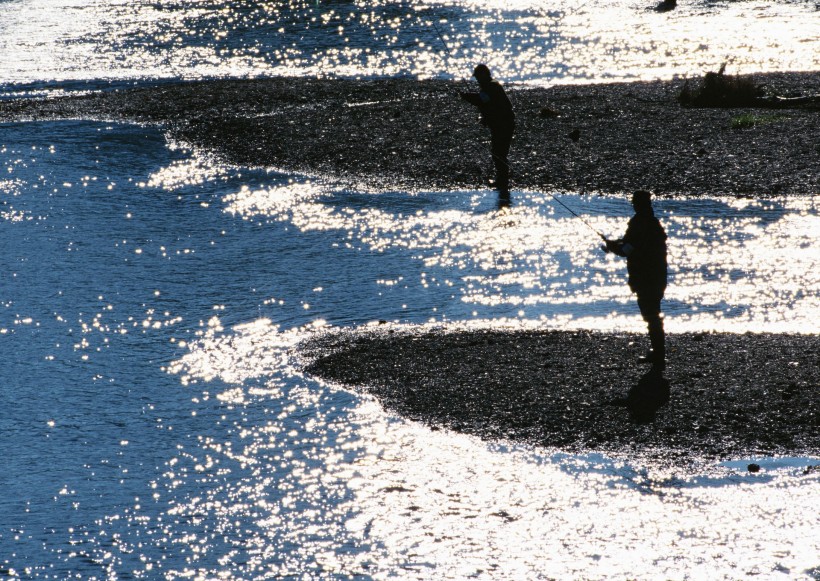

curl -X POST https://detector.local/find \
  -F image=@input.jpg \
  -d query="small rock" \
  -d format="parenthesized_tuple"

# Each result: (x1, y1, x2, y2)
(654, 0, 676, 11)
(747, 463, 761, 473)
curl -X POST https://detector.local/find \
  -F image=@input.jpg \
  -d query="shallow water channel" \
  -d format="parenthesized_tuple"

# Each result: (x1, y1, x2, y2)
(1, 121, 818, 578)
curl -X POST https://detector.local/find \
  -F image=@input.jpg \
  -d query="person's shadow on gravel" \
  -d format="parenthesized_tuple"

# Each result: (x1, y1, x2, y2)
(624, 367, 671, 423)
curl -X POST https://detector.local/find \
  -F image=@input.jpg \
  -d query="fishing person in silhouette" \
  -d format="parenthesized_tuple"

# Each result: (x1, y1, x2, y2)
(459, 64, 515, 202)
(602, 190, 668, 369)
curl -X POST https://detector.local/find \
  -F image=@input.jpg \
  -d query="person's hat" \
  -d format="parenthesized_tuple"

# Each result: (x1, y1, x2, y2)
(632, 190, 652, 207)
(473, 64, 491, 79)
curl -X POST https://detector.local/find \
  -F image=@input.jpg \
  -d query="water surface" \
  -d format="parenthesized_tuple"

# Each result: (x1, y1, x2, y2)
(0, 0, 818, 95)
(1, 121, 818, 578)
(2, 0, 819, 577)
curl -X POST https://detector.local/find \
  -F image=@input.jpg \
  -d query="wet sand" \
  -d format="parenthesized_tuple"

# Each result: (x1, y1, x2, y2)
(3, 73, 818, 462)
(1, 71, 819, 197)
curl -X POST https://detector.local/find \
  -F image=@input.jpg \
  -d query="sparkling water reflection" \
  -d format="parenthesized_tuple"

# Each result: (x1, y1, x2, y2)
(1, 122, 818, 578)
(222, 180, 820, 333)
(0, 0, 818, 92)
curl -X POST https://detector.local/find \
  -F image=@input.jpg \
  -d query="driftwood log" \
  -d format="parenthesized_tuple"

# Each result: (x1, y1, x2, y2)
(679, 64, 820, 109)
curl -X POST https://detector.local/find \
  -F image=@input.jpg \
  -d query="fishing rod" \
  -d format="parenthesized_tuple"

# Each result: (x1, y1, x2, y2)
(546, 191, 607, 240)
(429, 17, 473, 92)
(429, 7, 608, 242)
(430, 18, 454, 62)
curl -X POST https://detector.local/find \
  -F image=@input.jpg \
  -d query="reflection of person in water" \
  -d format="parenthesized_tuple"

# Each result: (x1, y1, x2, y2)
(603, 190, 668, 369)
(459, 64, 515, 202)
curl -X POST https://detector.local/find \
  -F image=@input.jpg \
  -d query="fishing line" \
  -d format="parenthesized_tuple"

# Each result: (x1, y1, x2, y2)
(426, 5, 608, 241)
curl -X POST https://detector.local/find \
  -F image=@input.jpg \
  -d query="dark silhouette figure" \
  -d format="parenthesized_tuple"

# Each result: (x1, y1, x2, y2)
(460, 64, 515, 201)
(603, 190, 668, 369)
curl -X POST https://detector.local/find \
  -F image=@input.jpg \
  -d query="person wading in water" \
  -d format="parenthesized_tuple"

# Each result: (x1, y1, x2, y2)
(602, 190, 668, 369)
(459, 64, 515, 204)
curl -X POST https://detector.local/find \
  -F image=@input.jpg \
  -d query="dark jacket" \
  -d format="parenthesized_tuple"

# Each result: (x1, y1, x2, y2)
(615, 209, 668, 296)
(461, 81, 515, 131)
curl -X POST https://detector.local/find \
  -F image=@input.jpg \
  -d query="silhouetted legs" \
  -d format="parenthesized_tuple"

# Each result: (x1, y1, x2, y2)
(490, 125, 514, 195)
(497, 193, 511, 209)
(637, 295, 665, 368)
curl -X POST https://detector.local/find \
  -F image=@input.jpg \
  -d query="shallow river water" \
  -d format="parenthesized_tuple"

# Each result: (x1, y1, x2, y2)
(1, 0, 820, 577)
(1, 121, 818, 579)
(1, 0, 818, 94)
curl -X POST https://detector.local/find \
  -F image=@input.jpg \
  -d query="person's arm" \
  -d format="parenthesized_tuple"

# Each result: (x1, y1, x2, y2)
(460, 91, 491, 125)
(602, 238, 630, 257)
(460, 92, 483, 106)
(603, 217, 638, 257)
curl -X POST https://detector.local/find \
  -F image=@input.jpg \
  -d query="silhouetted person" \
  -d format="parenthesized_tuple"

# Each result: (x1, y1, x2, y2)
(460, 64, 515, 201)
(603, 190, 668, 369)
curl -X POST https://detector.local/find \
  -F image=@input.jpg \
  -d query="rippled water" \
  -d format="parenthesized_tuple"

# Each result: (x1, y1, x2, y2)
(0, 0, 818, 95)
(1, 121, 818, 578)
(2, 0, 820, 578)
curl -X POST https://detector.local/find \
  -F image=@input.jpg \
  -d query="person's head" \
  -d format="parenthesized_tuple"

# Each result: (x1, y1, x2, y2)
(631, 190, 653, 213)
(473, 64, 492, 86)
